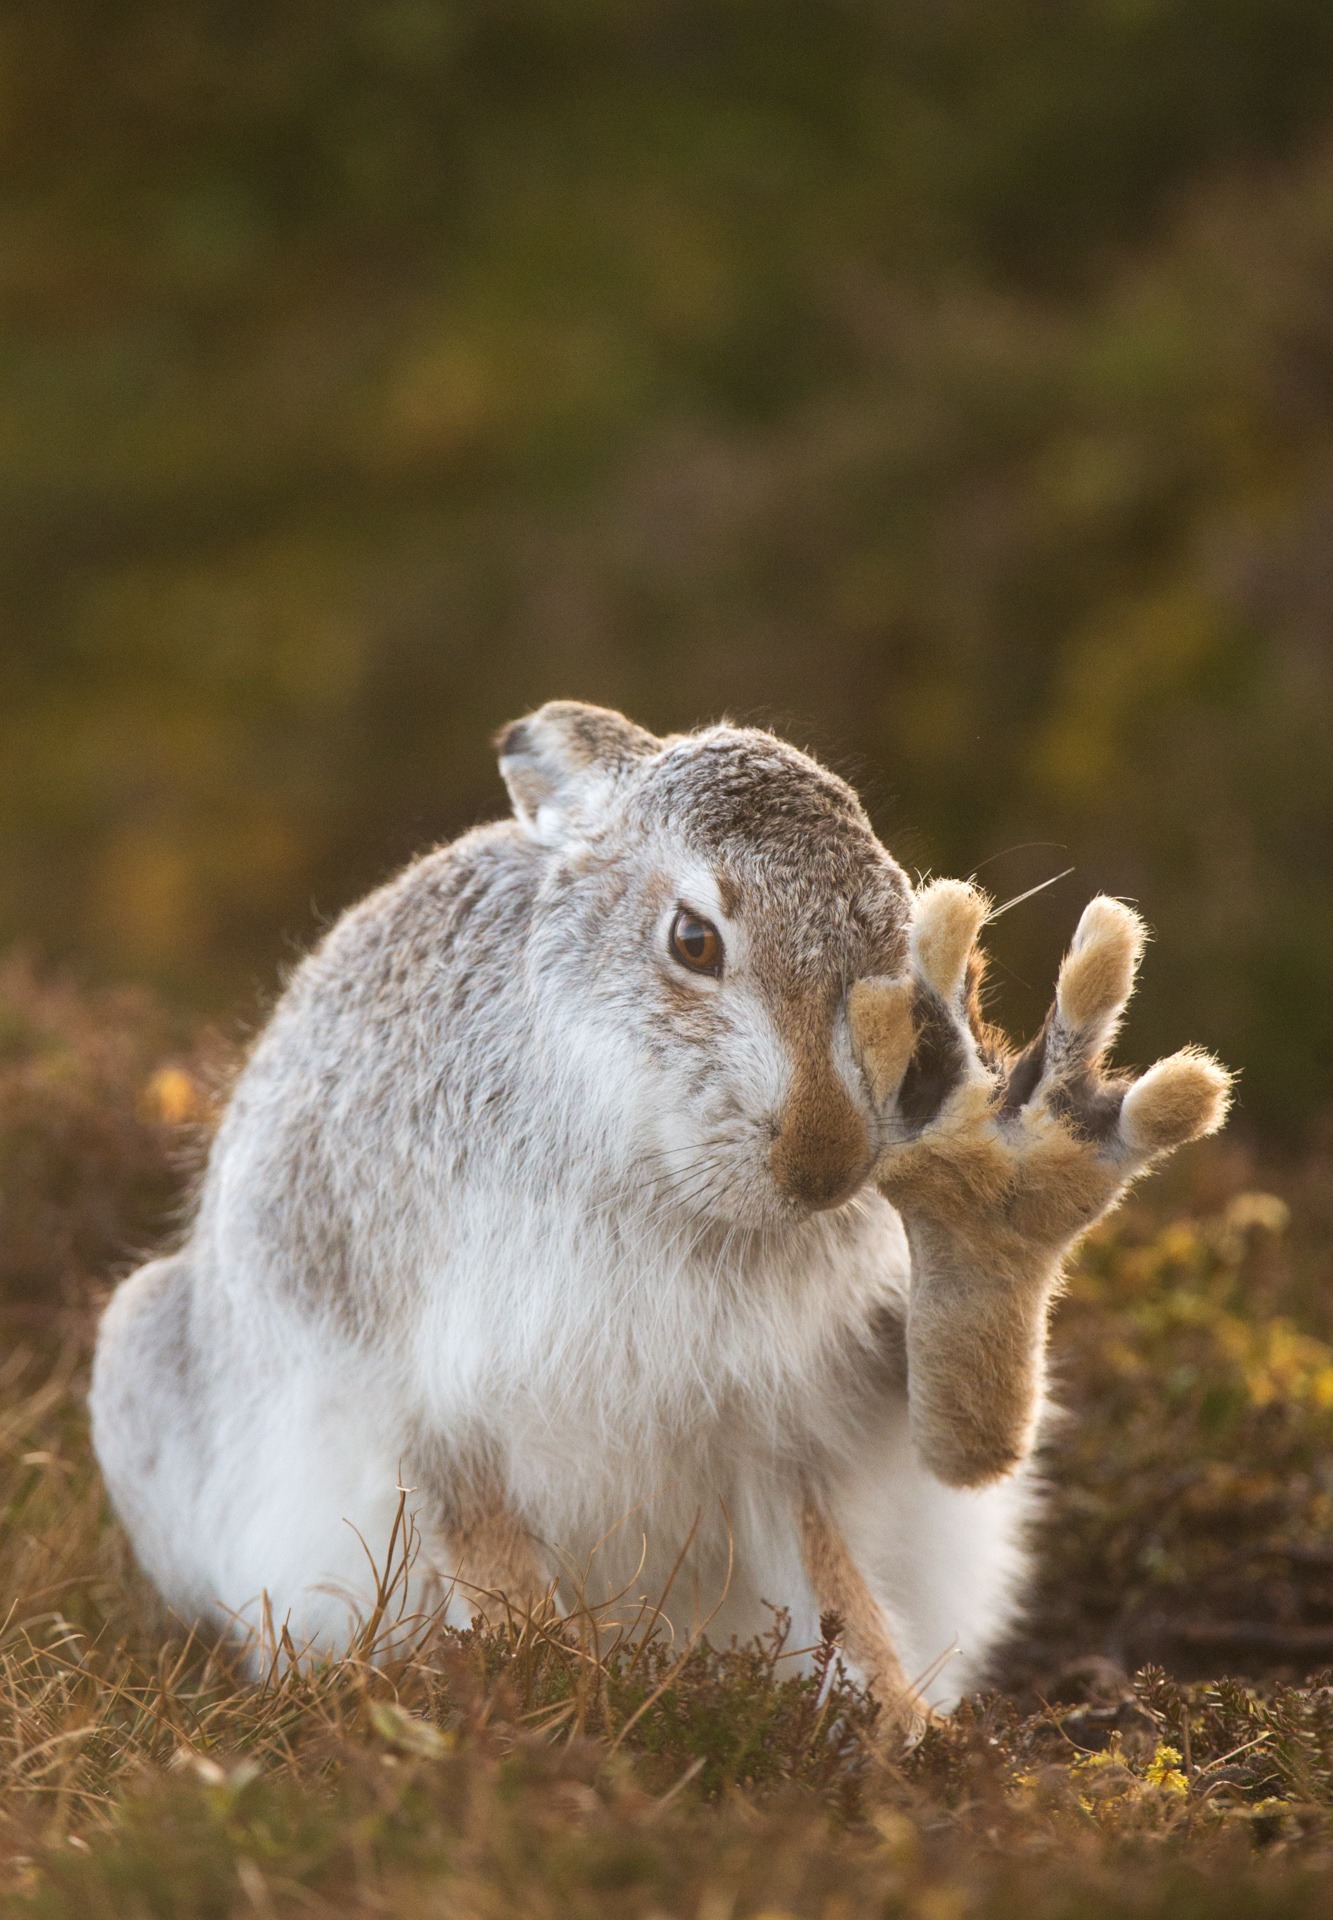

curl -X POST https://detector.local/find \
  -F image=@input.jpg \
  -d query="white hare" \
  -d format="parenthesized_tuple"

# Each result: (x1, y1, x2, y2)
(90, 703, 1230, 1734)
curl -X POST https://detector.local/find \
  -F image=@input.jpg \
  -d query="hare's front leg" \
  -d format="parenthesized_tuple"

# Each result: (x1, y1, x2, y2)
(431, 1464, 555, 1629)
(851, 883, 1233, 1488)
(802, 1482, 929, 1743)
(798, 1481, 932, 1743)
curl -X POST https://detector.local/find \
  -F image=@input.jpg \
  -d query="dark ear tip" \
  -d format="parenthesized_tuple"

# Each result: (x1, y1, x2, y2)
(494, 719, 529, 759)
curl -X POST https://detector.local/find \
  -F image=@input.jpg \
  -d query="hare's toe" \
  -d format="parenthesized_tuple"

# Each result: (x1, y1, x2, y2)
(1055, 896, 1146, 1043)
(873, 1687, 941, 1756)
(1119, 1048, 1234, 1157)
(911, 879, 989, 1002)
(850, 976, 916, 1106)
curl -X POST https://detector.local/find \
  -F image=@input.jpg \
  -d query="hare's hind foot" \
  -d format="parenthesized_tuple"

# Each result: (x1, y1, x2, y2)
(90, 1254, 211, 1616)
(851, 882, 1234, 1241)
(847, 884, 1233, 1490)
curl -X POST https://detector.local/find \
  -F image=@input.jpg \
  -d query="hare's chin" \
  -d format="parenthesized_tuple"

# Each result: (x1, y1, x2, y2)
(694, 1183, 849, 1234)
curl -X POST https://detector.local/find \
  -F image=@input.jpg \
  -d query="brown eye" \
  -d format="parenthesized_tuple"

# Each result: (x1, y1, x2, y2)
(669, 908, 724, 977)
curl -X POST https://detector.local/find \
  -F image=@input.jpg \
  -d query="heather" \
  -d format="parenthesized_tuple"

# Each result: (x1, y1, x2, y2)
(4, 961, 1333, 1916)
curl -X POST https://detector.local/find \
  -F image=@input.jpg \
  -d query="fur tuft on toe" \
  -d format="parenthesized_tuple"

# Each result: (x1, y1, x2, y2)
(1056, 896, 1146, 1040)
(1119, 1047, 1234, 1156)
(911, 880, 989, 1003)
(849, 976, 916, 1106)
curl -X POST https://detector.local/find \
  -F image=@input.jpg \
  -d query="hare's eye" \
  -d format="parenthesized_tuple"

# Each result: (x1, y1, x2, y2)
(669, 908, 724, 978)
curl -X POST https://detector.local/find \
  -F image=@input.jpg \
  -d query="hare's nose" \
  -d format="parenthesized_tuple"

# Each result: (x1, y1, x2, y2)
(769, 1057, 870, 1210)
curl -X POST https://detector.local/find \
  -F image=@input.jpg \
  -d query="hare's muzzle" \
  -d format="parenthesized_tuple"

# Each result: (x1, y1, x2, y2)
(769, 1056, 870, 1211)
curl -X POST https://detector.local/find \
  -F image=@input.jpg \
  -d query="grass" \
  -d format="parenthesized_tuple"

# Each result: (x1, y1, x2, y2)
(4, 957, 1333, 1914)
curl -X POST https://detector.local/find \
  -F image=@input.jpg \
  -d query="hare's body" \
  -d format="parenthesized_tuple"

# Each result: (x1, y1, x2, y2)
(93, 816, 1030, 1700)
(93, 704, 1229, 1726)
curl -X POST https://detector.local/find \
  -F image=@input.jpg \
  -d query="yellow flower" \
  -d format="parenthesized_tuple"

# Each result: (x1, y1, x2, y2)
(1144, 1744, 1189, 1796)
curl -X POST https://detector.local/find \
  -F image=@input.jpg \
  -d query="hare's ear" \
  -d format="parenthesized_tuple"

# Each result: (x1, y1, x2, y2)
(495, 701, 658, 845)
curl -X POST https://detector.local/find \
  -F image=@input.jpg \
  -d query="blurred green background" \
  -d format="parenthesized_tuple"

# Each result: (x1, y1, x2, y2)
(3, 1, 1332, 1130)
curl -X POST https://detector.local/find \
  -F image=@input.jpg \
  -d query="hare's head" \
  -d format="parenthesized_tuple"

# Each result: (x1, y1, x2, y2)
(498, 702, 910, 1229)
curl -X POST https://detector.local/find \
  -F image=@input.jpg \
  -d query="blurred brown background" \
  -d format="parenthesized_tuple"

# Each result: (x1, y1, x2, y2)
(3, 1, 1332, 1131)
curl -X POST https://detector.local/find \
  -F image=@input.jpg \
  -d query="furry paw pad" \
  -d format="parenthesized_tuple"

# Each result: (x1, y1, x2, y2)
(1119, 1047, 1234, 1155)
(1055, 896, 1146, 1044)
(849, 976, 916, 1106)
(910, 879, 989, 1003)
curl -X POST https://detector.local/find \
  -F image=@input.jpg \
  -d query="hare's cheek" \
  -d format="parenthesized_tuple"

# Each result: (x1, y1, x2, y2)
(711, 998, 790, 1119)
(650, 961, 725, 1028)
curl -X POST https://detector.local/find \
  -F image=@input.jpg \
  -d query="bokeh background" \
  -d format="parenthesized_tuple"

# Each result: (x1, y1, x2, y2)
(4, 1, 1333, 1131)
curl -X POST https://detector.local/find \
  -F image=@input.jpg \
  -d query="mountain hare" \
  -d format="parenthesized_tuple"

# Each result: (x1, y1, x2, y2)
(91, 703, 1230, 1734)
